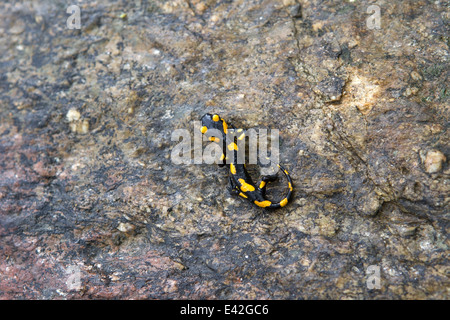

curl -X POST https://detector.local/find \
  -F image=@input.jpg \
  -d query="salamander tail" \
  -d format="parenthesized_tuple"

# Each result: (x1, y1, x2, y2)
(268, 164, 293, 209)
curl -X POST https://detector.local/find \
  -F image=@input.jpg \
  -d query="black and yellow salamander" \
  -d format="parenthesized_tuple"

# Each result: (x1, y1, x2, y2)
(200, 113, 293, 209)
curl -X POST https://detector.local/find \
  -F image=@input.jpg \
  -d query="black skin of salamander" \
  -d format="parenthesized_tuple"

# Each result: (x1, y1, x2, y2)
(200, 113, 293, 209)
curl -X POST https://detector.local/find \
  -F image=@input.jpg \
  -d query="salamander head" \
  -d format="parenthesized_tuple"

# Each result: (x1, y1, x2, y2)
(200, 113, 228, 136)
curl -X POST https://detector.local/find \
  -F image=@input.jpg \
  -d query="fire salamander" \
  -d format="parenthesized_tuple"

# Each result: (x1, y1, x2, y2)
(200, 113, 293, 209)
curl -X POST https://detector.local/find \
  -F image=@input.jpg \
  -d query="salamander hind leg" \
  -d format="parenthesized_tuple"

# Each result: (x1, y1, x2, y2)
(261, 174, 278, 183)
(256, 174, 277, 197)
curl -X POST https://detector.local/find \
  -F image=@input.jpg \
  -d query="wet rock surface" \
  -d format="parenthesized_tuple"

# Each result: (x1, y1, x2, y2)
(0, 0, 448, 299)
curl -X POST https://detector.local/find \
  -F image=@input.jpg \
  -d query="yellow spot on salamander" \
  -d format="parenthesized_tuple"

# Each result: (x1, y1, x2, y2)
(280, 198, 288, 207)
(220, 153, 225, 161)
(254, 200, 272, 208)
(230, 163, 236, 174)
(212, 114, 220, 122)
(201, 126, 207, 134)
(239, 192, 248, 199)
(288, 182, 293, 191)
(238, 132, 245, 140)
(228, 142, 238, 151)
(259, 181, 266, 189)
(223, 121, 228, 134)
(209, 137, 220, 142)
(238, 178, 255, 192)
(284, 169, 289, 175)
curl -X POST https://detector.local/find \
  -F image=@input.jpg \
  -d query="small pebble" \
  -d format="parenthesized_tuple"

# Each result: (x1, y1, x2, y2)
(117, 222, 134, 233)
(79, 119, 89, 134)
(195, 2, 207, 13)
(424, 150, 446, 173)
(410, 71, 422, 81)
(404, 87, 418, 97)
(66, 109, 81, 122)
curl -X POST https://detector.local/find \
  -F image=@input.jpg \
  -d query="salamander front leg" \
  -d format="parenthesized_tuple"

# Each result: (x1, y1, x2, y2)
(227, 176, 240, 196)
